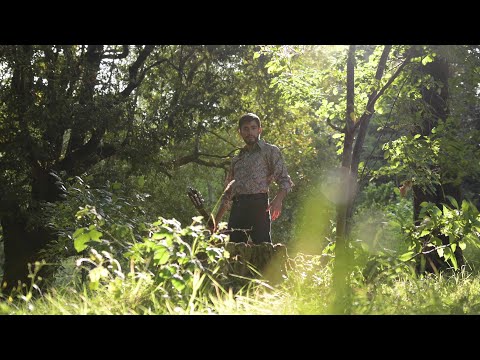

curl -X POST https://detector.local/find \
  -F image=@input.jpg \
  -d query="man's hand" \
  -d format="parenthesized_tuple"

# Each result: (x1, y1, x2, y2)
(209, 202, 228, 234)
(267, 196, 283, 221)
(267, 189, 287, 221)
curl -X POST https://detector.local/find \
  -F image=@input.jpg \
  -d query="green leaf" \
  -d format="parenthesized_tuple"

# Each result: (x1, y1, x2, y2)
(88, 229, 102, 242)
(436, 247, 444, 258)
(88, 267, 110, 290)
(171, 278, 186, 291)
(446, 195, 458, 209)
(444, 247, 458, 269)
(451, 243, 457, 253)
(432, 206, 442, 217)
(399, 251, 414, 261)
(73, 228, 85, 238)
(154, 246, 170, 265)
(422, 55, 434, 65)
(413, 134, 421, 139)
(459, 241, 467, 250)
(152, 233, 167, 240)
(137, 176, 145, 188)
(420, 229, 431, 237)
(442, 205, 450, 216)
(74, 233, 91, 252)
(450, 255, 458, 270)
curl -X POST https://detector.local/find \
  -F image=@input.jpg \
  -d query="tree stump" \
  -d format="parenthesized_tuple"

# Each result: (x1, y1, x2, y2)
(220, 242, 289, 289)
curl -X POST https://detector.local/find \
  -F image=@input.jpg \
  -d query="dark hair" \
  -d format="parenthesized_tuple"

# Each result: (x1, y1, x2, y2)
(238, 113, 261, 129)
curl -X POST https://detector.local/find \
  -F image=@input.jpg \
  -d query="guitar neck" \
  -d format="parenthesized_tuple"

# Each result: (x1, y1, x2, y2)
(197, 207, 210, 220)
(187, 188, 211, 222)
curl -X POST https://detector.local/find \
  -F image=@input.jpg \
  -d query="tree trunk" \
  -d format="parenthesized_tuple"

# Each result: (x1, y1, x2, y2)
(332, 45, 403, 312)
(332, 46, 357, 313)
(1, 170, 63, 294)
(1, 210, 53, 293)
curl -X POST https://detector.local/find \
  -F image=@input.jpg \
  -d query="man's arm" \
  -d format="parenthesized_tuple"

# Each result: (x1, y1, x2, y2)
(209, 162, 235, 232)
(209, 201, 229, 232)
(267, 188, 287, 221)
(267, 146, 293, 221)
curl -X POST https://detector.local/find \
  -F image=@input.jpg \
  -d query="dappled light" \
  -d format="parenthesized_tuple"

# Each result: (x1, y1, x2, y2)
(1, 45, 480, 314)
(290, 177, 336, 257)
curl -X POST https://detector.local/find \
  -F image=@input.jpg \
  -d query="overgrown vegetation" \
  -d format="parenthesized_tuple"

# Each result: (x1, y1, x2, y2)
(1, 45, 480, 314)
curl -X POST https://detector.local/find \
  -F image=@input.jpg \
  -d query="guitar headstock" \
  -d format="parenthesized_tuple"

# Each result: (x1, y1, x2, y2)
(187, 187, 205, 211)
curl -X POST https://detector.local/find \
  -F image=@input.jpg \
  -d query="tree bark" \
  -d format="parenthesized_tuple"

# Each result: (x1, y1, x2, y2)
(332, 45, 357, 313)
(1, 167, 65, 293)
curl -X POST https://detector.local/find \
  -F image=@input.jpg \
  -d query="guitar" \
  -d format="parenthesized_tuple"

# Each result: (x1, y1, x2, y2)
(187, 187, 213, 227)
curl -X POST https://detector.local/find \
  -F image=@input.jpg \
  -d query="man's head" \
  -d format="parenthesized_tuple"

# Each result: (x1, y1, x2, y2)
(238, 113, 262, 146)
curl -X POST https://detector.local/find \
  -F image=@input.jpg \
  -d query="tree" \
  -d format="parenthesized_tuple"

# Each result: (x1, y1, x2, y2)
(411, 51, 463, 272)
(378, 46, 480, 273)
(249, 45, 415, 310)
(331, 45, 414, 311)
(0, 45, 254, 292)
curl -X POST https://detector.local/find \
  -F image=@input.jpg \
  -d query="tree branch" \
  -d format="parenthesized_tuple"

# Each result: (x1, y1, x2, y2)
(326, 118, 344, 132)
(351, 46, 393, 177)
(355, 46, 413, 131)
(206, 130, 239, 147)
(58, 126, 108, 175)
(156, 148, 234, 174)
(120, 45, 155, 98)
(193, 158, 230, 169)
(197, 152, 237, 159)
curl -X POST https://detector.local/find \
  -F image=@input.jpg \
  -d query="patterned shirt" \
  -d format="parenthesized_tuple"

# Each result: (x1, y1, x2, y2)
(220, 139, 294, 209)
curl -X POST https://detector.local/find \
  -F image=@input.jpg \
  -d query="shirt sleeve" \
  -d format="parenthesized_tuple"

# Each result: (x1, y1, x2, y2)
(270, 146, 294, 192)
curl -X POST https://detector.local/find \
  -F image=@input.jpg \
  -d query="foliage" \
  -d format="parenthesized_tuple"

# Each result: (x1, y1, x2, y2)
(3, 45, 480, 314)
(378, 122, 480, 194)
(0, 228, 3, 279)
(400, 198, 480, 271)
(5, 245, 480, 314)
(69, 216, 231, 311)
(124, 217, 229, 303)
(353, 181, 413, 255)
(39, 175, 151, 284)
(0, 45, 258, 214)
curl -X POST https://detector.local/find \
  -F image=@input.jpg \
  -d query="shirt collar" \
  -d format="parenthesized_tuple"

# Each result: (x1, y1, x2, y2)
(241, 139, 265, 153)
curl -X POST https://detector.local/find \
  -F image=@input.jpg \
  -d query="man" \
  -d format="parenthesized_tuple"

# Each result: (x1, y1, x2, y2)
(210, 113, 294, 244)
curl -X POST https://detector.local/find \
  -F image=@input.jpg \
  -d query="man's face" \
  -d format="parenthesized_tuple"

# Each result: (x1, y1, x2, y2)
(239, 120, 262, 145)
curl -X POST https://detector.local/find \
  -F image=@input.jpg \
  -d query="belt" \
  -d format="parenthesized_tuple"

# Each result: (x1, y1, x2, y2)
(233, 193, 268, 201)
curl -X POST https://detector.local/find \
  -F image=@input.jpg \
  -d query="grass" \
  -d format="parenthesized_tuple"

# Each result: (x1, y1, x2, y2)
(4, 251, 480, 315)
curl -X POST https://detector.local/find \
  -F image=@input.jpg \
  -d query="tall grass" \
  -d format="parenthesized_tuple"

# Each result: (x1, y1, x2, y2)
(4, 250, 480, 315)
(2, 180, 480, 315)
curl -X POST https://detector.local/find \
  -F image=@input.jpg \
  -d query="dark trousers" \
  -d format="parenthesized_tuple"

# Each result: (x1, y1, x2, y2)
(228, 193, 271, 244)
